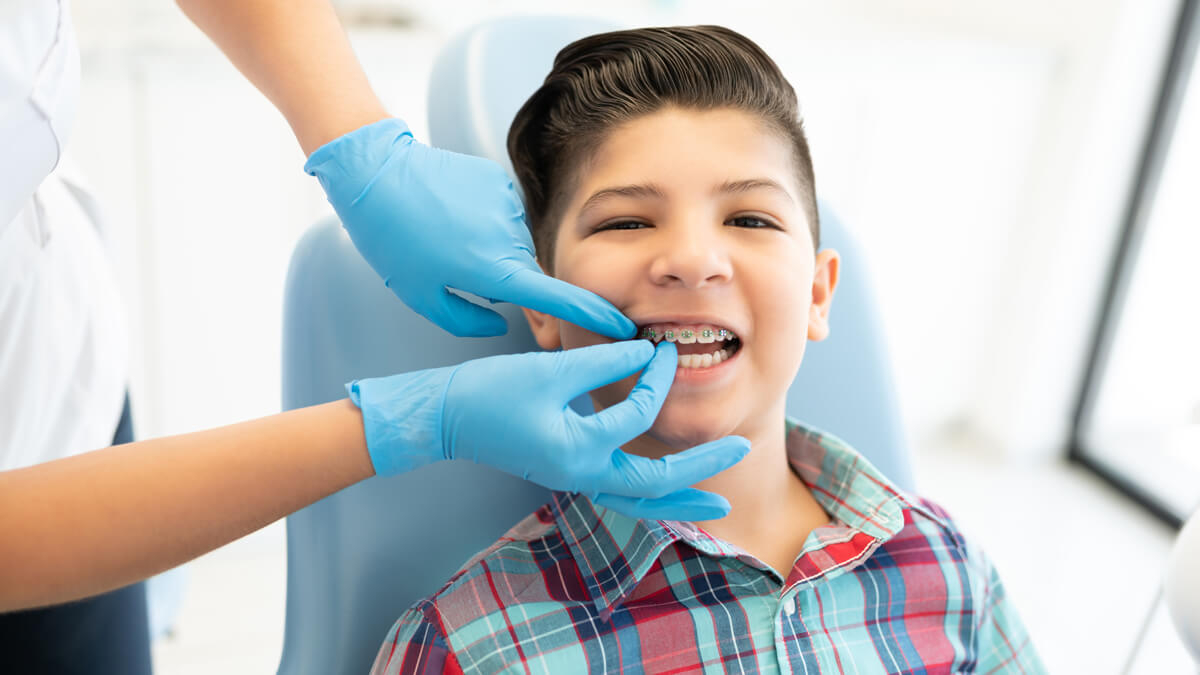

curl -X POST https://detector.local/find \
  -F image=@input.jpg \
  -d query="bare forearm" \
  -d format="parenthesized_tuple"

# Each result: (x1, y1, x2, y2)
(0, 399, 373, 611)
(176, 0, 389, 154)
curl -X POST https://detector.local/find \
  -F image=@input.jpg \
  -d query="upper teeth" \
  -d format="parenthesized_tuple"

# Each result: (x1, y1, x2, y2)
(639, 324, 737, 343)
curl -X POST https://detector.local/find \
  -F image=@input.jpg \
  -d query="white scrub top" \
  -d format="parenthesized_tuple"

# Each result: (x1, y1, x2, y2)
(1, 0, 128, 471)
(0, 0, 78, 229)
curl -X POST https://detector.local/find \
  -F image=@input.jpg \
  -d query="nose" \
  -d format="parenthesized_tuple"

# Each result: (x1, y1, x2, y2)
(648, 221, 733, 289)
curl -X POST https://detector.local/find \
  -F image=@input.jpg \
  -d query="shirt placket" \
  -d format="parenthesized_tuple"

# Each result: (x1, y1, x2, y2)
(777, 576, 854, 674)
(774, 587, 800, 675)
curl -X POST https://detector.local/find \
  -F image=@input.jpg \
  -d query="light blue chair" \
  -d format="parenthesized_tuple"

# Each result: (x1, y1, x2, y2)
(277, 16, 914, 675)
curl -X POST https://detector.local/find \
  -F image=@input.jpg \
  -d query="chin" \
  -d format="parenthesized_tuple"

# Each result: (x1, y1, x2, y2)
(646, 400, 742, 450)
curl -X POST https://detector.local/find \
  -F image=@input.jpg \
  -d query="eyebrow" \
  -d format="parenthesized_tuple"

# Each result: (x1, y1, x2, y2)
(578, 177, 794, 215)
(717, 178, 795, 204)
(578, 184, 667, 215)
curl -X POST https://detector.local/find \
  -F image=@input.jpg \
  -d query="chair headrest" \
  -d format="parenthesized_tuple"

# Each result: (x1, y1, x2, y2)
(427, 15, 622, 183)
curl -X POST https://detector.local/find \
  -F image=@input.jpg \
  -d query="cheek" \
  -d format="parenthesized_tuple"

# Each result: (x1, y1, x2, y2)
(746, 254, 812, 382)
(555, 249, 645, 412)
(564, 256, 626, 288)
(587, 369, 643, 418)
(559, 321, 606, 350)
(554, 244, 641, 350)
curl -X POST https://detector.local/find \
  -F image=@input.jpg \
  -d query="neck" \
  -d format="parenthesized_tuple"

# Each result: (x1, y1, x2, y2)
(622, 407, 832, 575)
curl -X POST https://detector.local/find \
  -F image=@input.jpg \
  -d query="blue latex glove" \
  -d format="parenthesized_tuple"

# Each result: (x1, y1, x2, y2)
(305, 118, 635, 340)
(347, 340, 750, 521)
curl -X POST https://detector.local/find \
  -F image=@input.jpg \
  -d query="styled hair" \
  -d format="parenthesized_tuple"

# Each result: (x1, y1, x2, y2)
(507, 24, 819, 264)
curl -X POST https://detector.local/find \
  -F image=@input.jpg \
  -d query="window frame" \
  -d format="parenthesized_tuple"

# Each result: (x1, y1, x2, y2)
(1068, 0, 1200, 530)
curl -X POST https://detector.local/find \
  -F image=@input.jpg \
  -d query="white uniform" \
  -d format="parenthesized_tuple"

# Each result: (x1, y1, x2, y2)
(1, 0, 128, 471)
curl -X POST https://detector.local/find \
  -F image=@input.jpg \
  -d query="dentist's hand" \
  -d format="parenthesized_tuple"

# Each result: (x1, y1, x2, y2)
(347, 341, 750, 521)
(305, 118, 635, 340)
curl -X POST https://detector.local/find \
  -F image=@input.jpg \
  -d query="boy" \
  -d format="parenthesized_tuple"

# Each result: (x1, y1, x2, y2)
(371, 25, 1043, 674)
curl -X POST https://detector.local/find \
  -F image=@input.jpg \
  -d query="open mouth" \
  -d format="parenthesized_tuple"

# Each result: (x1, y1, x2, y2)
(637, 323, 744, 369)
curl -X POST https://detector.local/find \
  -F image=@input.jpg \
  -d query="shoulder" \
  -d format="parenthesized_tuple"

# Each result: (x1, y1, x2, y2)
(895, 493, 969, 549)
(424, 503, 561, 596)
(371, 598, 461, 675)
(376, 502, 595, 673)
(875, 495, 1045, 670)
(898, 499, 1045, 669)
(414, 501, 590, 635)
(883, 493, 999, 586)
(874, 494, 1003, 624)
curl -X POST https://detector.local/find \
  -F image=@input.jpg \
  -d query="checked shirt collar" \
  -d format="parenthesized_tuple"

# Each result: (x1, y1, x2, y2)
(549, 419, 924, 621)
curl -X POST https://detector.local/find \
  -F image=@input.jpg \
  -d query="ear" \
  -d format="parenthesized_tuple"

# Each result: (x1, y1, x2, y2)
(522, 306, 564, 350)
(807, 248, 840, 341)
(521, 257, 564, 350)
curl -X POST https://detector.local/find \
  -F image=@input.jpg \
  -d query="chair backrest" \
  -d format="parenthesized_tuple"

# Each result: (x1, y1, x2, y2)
(277, 16, 914, 675)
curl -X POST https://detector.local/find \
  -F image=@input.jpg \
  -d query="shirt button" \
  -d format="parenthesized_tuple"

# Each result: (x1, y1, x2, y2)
(782, 596, 796, 615)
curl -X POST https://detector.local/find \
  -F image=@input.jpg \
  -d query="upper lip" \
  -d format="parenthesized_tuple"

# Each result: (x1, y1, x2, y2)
(628, 313, 746, 338)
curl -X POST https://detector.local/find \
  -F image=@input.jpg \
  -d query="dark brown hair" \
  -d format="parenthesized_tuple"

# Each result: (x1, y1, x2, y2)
(507, 25, 819, 265)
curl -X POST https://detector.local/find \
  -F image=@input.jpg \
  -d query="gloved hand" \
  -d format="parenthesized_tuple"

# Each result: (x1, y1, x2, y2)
(347, 340, 750, 521)
(305, 118, 635, 340)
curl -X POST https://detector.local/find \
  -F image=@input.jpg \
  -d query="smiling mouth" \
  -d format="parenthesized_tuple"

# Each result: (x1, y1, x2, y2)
(637, 323, 744, 369)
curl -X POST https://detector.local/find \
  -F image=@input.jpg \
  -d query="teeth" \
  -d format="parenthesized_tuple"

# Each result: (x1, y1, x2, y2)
(677, 347, 733, 369)
(639, 324, 737, 344)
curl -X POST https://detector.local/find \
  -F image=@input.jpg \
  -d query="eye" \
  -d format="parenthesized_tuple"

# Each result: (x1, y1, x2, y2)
(593, 220, 651, 232)
(726, 215, 782, 230)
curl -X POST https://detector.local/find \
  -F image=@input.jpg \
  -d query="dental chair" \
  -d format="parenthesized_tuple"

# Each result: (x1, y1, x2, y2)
(277, 16, 915, 675)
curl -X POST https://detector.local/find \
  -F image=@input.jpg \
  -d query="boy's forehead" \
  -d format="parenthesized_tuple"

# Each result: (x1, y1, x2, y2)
(569, 107, 805, 207)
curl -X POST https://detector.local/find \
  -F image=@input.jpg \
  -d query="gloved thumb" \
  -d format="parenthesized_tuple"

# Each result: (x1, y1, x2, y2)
(572, 341, 677, 449)
(554, 340, 662, 399)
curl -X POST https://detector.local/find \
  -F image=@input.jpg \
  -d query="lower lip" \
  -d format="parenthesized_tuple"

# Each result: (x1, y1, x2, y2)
(673, 342, 743, 385)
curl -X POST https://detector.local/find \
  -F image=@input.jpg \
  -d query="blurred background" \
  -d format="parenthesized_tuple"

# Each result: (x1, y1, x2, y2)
(64, 0, 1198, 672)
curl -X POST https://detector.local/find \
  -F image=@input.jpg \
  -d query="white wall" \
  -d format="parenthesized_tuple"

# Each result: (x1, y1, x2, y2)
(69, 0, 1178, 463)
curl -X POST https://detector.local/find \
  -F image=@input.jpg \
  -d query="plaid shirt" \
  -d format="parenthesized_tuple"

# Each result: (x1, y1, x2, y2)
(371, 420, 1044, 674)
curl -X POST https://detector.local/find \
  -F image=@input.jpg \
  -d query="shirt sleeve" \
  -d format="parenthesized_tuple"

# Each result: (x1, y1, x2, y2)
(972, 553, 1047, 675)
(914, 497, 1046, 674)
(370, 602, 464, 675)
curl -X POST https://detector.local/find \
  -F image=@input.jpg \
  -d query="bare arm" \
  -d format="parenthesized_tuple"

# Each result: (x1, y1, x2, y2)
(0, 0, 381, 612)
(176, 0, 389, 155)
(0, 399, 373, 612)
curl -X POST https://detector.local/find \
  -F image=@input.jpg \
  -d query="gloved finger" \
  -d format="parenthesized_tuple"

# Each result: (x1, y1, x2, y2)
(592, 488, 732, 522)
(494, 267, 637, 340)
(555, 340, 661, 398)
(417, 287, 509, 338)
(572, 342, 677, 448)
(505, 191, 536, 253)
(593, 436, 751, 499)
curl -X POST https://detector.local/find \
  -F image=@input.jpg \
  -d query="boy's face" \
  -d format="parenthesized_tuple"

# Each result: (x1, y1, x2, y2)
(523, 106, 839, 454)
